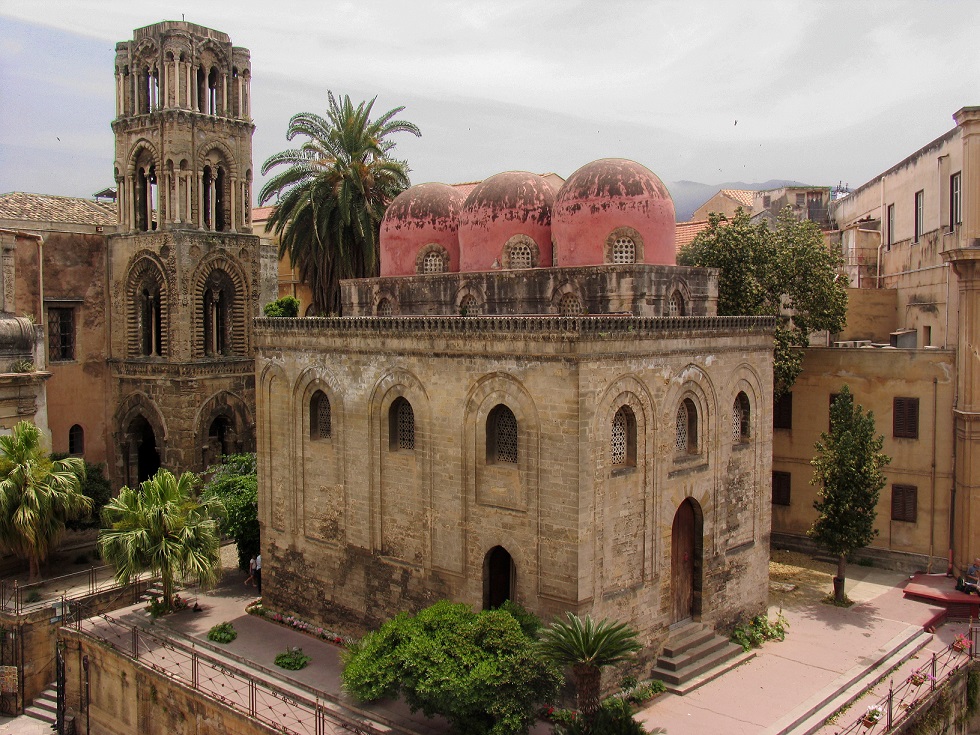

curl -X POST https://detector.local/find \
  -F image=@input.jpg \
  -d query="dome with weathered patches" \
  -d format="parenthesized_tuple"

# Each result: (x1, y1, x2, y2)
(380, 183, 465, 277)
(458, 171, 555, 272)
(552, 158, 676, 267)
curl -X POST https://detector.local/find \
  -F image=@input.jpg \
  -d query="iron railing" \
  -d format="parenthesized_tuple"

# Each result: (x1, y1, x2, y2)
(0, 566, 142, 615)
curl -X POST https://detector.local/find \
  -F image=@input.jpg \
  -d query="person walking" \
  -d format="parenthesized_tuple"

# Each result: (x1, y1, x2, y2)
(245, 556, 256, 587)
(254, 553, 262, 594)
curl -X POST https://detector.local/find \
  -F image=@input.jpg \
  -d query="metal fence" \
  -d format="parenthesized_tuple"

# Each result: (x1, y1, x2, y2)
(835, 627, 978, 733)
(0, 566, 134, 615)
(72, 611, 385, 735)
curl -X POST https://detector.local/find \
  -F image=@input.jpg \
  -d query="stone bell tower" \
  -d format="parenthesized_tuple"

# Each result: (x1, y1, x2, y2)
(107, 21, 276, 488)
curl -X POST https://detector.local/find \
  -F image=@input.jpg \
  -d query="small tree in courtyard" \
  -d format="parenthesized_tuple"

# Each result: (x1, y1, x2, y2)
(809, 385, 890, 604)
(200, 453, 258, 570)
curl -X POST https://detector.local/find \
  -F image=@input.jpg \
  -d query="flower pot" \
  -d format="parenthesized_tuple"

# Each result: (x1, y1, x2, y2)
(861, 716, 879, 728)
(911, 674, 926, 686)
(953, 640, 969, 653)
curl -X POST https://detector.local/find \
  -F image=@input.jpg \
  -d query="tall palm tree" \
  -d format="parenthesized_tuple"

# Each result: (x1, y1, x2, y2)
(259, 92, 421, 315)
(99, 469, 224, 613)
(0, 421, 90, 580)
(537, 613, 642, 718)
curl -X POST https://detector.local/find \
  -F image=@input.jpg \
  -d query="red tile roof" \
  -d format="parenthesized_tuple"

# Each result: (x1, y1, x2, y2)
(674, 220, 711, 251)
(0, 192, 116, 226)
(720, 189, 754, 209)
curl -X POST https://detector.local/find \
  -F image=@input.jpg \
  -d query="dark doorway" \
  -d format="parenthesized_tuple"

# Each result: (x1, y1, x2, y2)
(483, 546, 514, 609)
(670, 498, 703, 624)
(128, 415, 160, 485)
(206, 416, 234, 466)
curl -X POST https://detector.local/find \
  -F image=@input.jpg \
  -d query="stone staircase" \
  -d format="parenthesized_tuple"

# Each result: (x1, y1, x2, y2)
(23, 682, 57, 727)
(651, 621, 754, 695)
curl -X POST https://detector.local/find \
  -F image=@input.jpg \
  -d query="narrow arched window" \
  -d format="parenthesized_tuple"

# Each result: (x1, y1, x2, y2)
(611, 406, 636, 467)
(423, 251, 445, 273)
(613, 236, 636, 264)
(389, 397, 415, 451)
(675, 398, 698, 454)
(460, 294, 480, 315)
(509, 243, 532, 269)
(68, 424, 84, 456)
(377, 298, 393, 316)
(733, 392, 750, 443)
(669, 291, 686, 317)
(487, 404, 518, 464)
(558, 293, 582, 315)
(310, 391, 331, 440)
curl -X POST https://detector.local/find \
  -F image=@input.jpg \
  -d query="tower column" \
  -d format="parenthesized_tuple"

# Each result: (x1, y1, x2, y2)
(229, 175, 237, 233)
(198, 171, 205, 228)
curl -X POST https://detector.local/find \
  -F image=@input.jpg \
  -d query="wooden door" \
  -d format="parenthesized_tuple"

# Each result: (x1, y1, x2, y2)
(671, 500, 695, 623)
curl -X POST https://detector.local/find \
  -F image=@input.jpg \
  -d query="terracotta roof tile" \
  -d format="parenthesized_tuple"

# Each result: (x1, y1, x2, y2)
(0, 192, 116, 226)
(674, 220, 711, 251)
(720, 189, 755, 209)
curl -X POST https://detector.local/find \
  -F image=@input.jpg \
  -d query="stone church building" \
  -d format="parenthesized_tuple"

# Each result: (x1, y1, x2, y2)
(256, 160, 776, 657)
(0, 21, 276, 487)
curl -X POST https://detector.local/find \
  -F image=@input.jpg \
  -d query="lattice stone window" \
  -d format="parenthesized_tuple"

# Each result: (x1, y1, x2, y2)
(423, 251, 445, 274)
(390, 397, 415, 451)
(613, 237, 636, 264)
(732, 392, 750, 443)
(310, 391, 331, 440)
(487, 404, 518, 464)
(611, 405, 636, 467)
(377, 298, 394, 316)
(558, 293, 581, 315)
(668, 291, 685, 317)
(675, 398, 698, 454)
(460, 294, 481, 315)
(509, 243, 532, 269)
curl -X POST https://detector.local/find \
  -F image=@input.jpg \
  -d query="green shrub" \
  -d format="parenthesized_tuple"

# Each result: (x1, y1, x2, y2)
(275, 647, 311, 670)
(552, 697, 653, 734)
(731, 610, 788, 652)
(263, 296, 300, 318)
(500, 599, 543, 638)
(24, 590, 42, 604)
(207, 622, 238, 644)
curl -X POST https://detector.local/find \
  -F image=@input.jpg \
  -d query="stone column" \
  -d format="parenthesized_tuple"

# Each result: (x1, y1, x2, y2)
(199, 172, 205, 228)
(229, 176, 237, 233)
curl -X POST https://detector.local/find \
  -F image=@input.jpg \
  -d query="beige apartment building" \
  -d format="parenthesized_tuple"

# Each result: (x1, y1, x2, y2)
(772, 108, 980, 573)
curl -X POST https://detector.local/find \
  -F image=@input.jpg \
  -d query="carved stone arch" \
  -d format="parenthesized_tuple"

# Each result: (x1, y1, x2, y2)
(550, 282, 584, 315)
(368, 368, 432, 559)
(191, 253, 249, 357)
(501, 234, 540, 269)
(198, 139, 239, 179)
(593, 374, 657, 474)
(126, 139, 160, 177)
(463, 372, 540, 515)
(665, 364, 717, 457)
(196, 38, 228, 66)
(113, 391, 168, 488)
(133, 38, 160, 64)
(194, 389, 254, 467)
(294, 365, 344, 441)
(125, 252, 171, 357)
(258, 361, 290, 531)
(374, 288, 398, 316)
(728, 362, 766, 445)
(415, 243, 450, 274)
(604, 225, 645, 264)
(664, 276, 693, 317)
(455, 283, 486, 316)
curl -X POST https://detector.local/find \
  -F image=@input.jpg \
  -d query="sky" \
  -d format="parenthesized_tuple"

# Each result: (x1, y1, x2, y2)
(2, 0, 980, 204)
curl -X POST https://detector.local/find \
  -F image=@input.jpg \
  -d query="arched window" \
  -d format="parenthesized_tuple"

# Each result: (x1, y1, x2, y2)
(310, 391, 331, 440)
(423, 251, 445, 273)
(612, 236, 636, 264)
(675, 398, 698, 454)
(140, 285, 162, 356)
(558, 293, 582, 315)
(204, 284, 227, 355)
(611, 406, 636, 467)
(460, 294, 481, 315)
(389, 397, 415, 451)
(68, 424, 84, 456)
(377, 298, 394, 316)
(669, 291, 685, 317)
(508, 243, 533, 269)
(487, 404, 518, 464)
(733, 392, 750, 443)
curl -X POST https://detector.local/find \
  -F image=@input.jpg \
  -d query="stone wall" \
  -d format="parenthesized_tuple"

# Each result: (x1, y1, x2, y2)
(256, 314, 774, 660)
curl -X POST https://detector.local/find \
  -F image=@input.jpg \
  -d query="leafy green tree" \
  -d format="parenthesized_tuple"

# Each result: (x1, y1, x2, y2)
(99, 469, 224, 613)
(809, 385, 890, 604)
(678, 208, 848, 396)
(537, 613, 642, 719)
(200, 453, 258, 569)
(263, 295, 300, 318)
(51, 455, 112, 531)
(259, 92, 421, 315)
(0, 421, 91, 579)
(342, 600, 561, 735)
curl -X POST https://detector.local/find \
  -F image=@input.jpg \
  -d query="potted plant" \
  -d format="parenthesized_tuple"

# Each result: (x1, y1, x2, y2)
(861, 705, 884, 728)
(909, 667, 934, 686)
(953, 633, 972, 653)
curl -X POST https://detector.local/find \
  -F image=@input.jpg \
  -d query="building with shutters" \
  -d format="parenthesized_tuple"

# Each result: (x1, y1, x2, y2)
(255, 160, 776, 663)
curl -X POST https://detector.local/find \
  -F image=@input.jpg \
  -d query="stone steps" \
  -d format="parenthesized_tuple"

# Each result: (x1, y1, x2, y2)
(23, 682, 57, 726)
(651, 621, 754, 695)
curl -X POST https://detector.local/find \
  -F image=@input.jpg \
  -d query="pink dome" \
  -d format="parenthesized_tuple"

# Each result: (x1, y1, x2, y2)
(552, 159, 676, 267)
(458, 171, 555, 271)
(380, 183, 464, 277)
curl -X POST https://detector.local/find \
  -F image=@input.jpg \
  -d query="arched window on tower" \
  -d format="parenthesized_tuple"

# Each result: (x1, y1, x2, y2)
(134, 162, 158, 232)
(207, 66, 219, 115)
(310, 391, 331, 440)
(204, 285, 226, 356)
(389, 397, 415, 451)
(611, 405, 636, 468)
(196, 66, 206, 112)
(68, 424, 84, 456)
(733, 392, 750, 443)
(675, 398, 698, 454)
(140, 285, 162, 356)
(487, 404, 518, 464)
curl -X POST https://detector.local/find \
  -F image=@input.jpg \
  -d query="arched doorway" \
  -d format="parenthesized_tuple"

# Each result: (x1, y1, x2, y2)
(127, 415, 160, 486)
(483, 546, 515, 609)
(670, 498, 703, 624)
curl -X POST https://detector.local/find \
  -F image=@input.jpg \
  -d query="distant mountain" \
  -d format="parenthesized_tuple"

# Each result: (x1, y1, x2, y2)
(666, 179, 807, 222)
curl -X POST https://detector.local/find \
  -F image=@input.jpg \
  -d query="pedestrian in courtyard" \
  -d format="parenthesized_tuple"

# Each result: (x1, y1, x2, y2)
(254, 553, 262, 594)
(245, 556, 256, 587)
